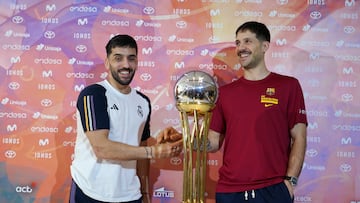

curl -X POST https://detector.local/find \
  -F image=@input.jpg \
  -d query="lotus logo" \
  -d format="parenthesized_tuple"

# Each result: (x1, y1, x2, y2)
(140, 73, 152, 81)
(5, 150, 16, 158)
(143, 7, 155, 15)
(344, 26, 355, 34)
(176, 21, 187, 29)
(41, 99, 52, 107)
(75, 45, 87, 53)
(8, 82, 20, 90)
(44, 31, 55, 39)
(12, 16, 24, 24)
(306, 149, 318, 157)
(310, 11, 321, 19)
(339, 163, 351, 172)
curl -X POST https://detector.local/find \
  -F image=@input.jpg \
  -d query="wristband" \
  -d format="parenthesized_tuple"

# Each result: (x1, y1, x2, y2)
(144, 147, 152, 159)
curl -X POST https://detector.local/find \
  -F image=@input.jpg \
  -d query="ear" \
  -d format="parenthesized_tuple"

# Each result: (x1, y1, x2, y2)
(262, 41, 270, 53)
(104, 57, 110, 70)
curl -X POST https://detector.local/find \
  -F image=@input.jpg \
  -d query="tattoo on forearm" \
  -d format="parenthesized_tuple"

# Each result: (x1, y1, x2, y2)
(193, 139, 211, 151)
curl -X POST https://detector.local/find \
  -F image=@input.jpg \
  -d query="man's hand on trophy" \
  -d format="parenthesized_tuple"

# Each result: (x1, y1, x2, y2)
(152, 139, 183, 158)
(156, 126, 182, 144)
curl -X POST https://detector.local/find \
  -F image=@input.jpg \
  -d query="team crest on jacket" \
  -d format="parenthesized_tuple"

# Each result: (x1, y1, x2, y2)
(261, 87, 278, 107)
(266, 87, 275, 96)
(137, 105, 143, 118)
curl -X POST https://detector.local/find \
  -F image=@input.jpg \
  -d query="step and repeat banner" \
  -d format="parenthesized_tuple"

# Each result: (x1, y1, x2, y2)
(0, 0, 359, 202)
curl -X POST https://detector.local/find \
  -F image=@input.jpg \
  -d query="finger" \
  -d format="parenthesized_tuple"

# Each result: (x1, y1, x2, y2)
(155, 133, 165, 143)
(156, 130, 170, 143)
(173, 139, 183, 146)
(170, 133, 182, 141)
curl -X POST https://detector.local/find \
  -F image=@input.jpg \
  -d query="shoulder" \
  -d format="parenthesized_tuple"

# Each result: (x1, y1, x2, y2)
(270, 72, 300, 84)
(218, 79, 242, 92)
(271, 72, 298, 81)
(79, 83, 106, 97)
(135, 90, 151, 103)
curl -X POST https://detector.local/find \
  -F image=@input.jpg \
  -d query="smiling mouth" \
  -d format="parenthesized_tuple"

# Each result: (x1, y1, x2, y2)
(118, 69, 131, 76)
(238, 51, 251, 59)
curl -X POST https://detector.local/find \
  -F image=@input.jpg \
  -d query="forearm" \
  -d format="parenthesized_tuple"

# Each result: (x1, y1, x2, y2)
(138, 141, 151, 203)
(286, 124, 307, 177)
(192, 130, 222, 153)
(93, 140, 152, 161)
(286, 138, 306, 177)
(193, 138, 217, 152)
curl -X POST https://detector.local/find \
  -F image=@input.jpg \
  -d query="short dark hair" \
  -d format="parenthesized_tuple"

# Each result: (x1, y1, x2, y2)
(235, 21, 271, 42)
(105, 34, 138, 56)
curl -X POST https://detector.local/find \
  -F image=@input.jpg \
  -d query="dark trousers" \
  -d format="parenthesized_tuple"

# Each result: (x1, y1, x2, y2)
(216, 182, 293, 203)
(69, 180, 142, 203)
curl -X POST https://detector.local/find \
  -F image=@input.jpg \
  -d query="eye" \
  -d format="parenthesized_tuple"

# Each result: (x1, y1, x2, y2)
(114, 56, 121, 61)
(128, 56, 137, 62)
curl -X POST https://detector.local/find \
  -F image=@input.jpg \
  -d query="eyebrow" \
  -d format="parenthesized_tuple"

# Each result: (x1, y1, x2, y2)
(111, 53, 137, 58)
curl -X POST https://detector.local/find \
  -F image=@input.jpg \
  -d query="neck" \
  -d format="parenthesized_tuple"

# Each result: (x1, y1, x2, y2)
(243, 67, 270, 81)
(107, 79, 131, 94)
(118, 86, 131, 94)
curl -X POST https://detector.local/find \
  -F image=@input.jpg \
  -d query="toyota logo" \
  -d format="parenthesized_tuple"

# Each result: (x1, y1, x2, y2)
(170, 157, 182, 165)
(143, 7, 155, 15)
(5, 150, 16, 158)
(140, 73, 152, 81)
(276, 0, 288, 5)
(176, 21, 187, 29)
(310, 11, 322, 20)
(8, 82, 20, 90)
(306, 149, 318, 157)
(341, 93, 353, 102)
(75, 45, 87, 53)
(339, 163, 351, 172)
(12, 16, 24, 24)
(41, 99, 53, 107)
(344, 26, 355, 34)
(44, 31, 56, 39)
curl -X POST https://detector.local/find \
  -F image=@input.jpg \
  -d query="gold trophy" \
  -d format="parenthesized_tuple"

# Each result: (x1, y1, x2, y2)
(174, 70, 218, 203)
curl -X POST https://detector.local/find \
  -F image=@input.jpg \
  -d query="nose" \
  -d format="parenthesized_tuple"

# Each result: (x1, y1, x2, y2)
(236, 42, 246, 51)
(122, 58, 130, 68)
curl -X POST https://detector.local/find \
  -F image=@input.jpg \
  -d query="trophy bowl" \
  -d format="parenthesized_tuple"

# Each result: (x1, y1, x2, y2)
(174, 70, 218, 113)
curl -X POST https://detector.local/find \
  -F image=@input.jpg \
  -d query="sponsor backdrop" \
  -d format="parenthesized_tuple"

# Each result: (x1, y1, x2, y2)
(0, 0, 359, 202)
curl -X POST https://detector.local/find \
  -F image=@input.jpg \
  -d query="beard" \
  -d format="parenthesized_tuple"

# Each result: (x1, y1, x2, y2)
(237, 51, 261, 70)
(110, 67, 135, 86)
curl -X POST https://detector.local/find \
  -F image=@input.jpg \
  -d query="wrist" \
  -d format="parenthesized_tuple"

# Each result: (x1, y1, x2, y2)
(284, 175, 298, 186)
(144, 147, 153, 159)
(150, 146, 155, 159)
